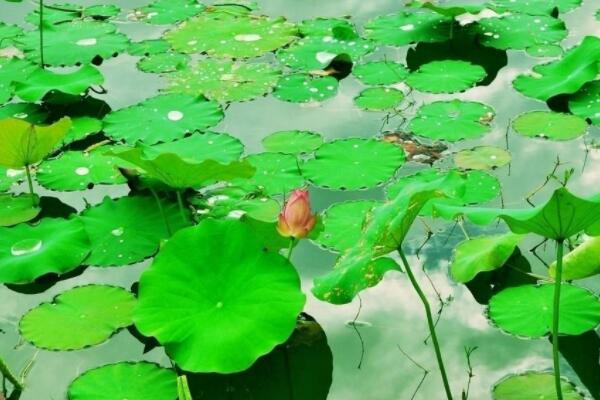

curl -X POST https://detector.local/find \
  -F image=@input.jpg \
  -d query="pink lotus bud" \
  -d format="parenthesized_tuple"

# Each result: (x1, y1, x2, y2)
(277, 190, 316, 239)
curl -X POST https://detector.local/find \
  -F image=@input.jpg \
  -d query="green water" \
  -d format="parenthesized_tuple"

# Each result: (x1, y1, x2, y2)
(1, 1, 600, 399)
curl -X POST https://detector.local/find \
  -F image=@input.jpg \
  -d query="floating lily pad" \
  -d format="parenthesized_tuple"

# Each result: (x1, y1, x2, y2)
(0, 58, 37, 104)
(0, 194, 40, 227)
(313, 200, 378, 252)
(489, 0, 582, 14)
(134, 218, 306, 373)
(20, 285, 136, 350)
(137, 52, 189, 74)
(80, 195, 189, 267)
(168, 60, 281, 102)
(409, 100, 494, 142)
(146, 131, 244, 164)
(364, 9, 452, 46)
(0, 22, 23, 49)
(526, 44, 564, 58)
(354, 87, 404, 111)
(353, 61, 409, 85)
(61, 116, 103, 145)
(454, 146, 511, 170)
(302, 138, 405, 190)
(298, 17, 356, 37)
(242, 153, 304, 195)
(26, 3, 121, 26)
(262, 130, 323, 154)
(14, 65, 104, 102)
(475, 14, 567, 51)
(36, 147, 126, 191)
(18, 21, 130, 66)
(513, 36, 600, 101)
(450, 233, 524, 283)
(0, 217, 90, 284)
(492, 372, 584, 400)
(166, 13, 297, 59)
(128, 39, 171, 56)
(0, 103, 47, 124)
(406, 60, 486, 93)
(568, 80, 600, 125)
(273, 74, 338, 103)
(191, 186, 280, 222)
(489, 284, 600, 337)
(103, 93, 223, 144)
(277, 35, 374, 71)
(136, 0, 205, 25)
(512, 111, 588, 141)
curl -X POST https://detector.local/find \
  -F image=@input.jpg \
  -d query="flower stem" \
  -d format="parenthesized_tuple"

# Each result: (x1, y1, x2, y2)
(24, 165, 38, 207)
(398, 249, 453, 400)
(0, 357, 23, 393)
(39, 0, 45, 68)
(287, 238, 295, 261)
(175, 191, 187, 224)
(552, 239, 565, 400)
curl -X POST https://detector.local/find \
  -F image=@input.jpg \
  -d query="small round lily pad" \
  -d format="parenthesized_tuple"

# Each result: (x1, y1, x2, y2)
(134, 218, 306, 373)
(135, 0, 205, 25)
(454, 146, 511, 170)
(20, 285, 136, 350)
(492, 372, 584, 400)
(354, 87, 404, 111)
(512, 111, 588, 141)
(242, 153, 305, 195)
(147, 131, 244, 164)
(569, 80, 600, 125)
(353, 61, 409, 85)
(409, 100, 495, 142)
(273, 74, 339, 103)
(489, 284, 600, 337)
(262, 130, 324, 154)
(406, 60, 487, 93)
(128, 39, 171, 56)
(302, 138, 406, 190)
(103, 93, 223, 144)
(168, 60, 281, 103)
(68, 362, 177, 400)
(137, 52, 189, 74)
(0, 218, 90, 284)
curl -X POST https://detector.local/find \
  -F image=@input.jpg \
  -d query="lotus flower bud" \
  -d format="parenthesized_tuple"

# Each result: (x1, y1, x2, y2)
(277, 190, 316, 239)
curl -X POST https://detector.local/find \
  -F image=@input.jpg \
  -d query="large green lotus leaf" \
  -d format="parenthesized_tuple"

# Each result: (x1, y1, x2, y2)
(37, 147, 125, 191)
(18, 21, 130, 66)
(61, 116, 103, 146)
(166, 13, 297, 59)
(434, 188, 600, 240)
(242, 153, 304, 195)
(191, 186, 280, 223)
(475, 14, 567, 50)
(406, 60, 486, 93)
(364, 9, 452, 46)
(0, 217, 90, 284)
(103, 93, 223, 144)
(69, 362, 176, 400)
(549, 236, 600, 281)
(454, 146, 511, 170)
(354, 87, 404, 111)
(0, 117, 72, 168)
(25, 3, 121, 25)
(0, 103, 48, 124)
(450, 233, 524, 283)
(489, 284, 600, 337)
(136, 0, 205, 25)
(187, 315, 332, 400)
(0, 194, 40, 227)
(145, 131, 244, 164)
(137, 52, 190, 74)
(109, 147, 255, 189)
(20, 285, 135, 350)
(276, 35, 374, 71)
(0, 58, 37, 104)
(168, 59, 281, 103)
(409, 100, 494, 142)
(513, 36, 600, 101)
(489, 0, 582, 14)
(302, 138, 405, 190)
(312, 171, 466, 304)
(0, 22, 23, 49)
(568, 80, 600, 125)
(262, 130, 323, 154)
(134, 218, 306, 373)
(492, 372, 584, 400)
(80, 195, 190, 267)
(313, 200, 379, 252)
(352, 61, 409, 85)
(512, 111, 588, 141)
(0, 166, 25, 192)
(273, 74, 339, 103)
(298, 17, 357, 37)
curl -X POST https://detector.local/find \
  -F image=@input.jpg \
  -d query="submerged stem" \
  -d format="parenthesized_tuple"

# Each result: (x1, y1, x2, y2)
(552, 240, 565, 400)
(0, 357, 23, 393)
(24, 165, 38, 206)
(39, 0, 45, 68)
(398, 249, 453, 400)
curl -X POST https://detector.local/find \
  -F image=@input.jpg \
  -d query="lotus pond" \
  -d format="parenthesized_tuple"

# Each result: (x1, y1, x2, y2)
(1, 0, 600, 399)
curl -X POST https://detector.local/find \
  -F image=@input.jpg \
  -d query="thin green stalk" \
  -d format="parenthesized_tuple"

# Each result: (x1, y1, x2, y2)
(0, 357, 23, 393)
(398, 249, 453, 400)
(176, 375, 193, 400)
(39, 0, 45, 68)
(552, 240, 565, 400)
(175, 191, 187, 224)
(149, 188, 172, 236)
(24, 165, 38, 206)
(287, 238, 295, 261)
